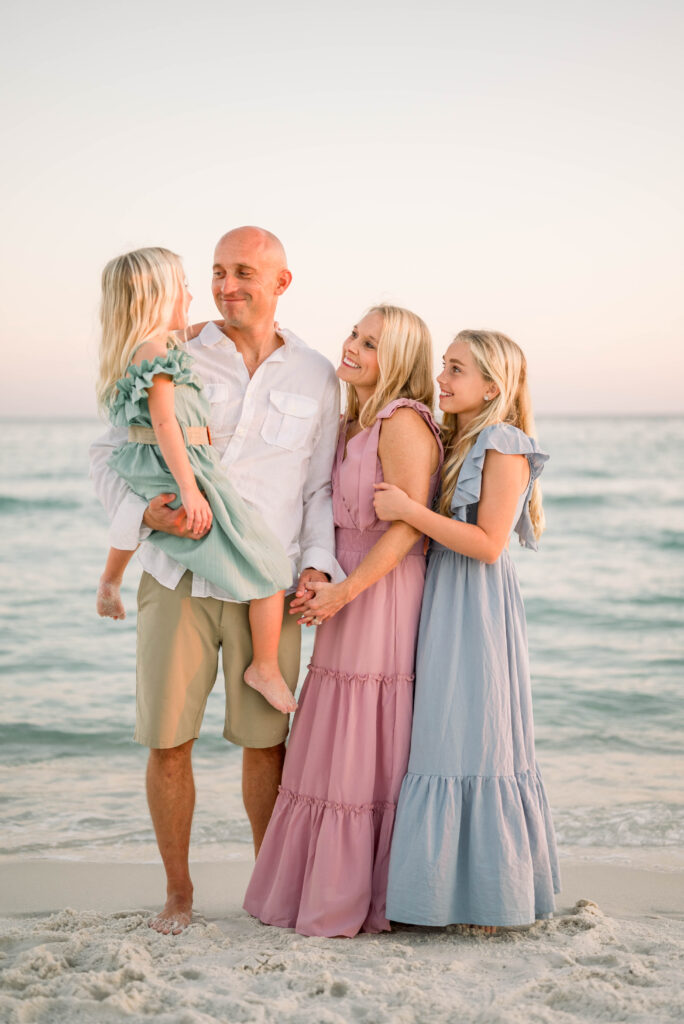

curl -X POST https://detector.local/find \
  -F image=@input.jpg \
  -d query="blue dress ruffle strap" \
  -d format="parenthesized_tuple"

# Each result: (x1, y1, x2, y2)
(451, 422, 548, 550)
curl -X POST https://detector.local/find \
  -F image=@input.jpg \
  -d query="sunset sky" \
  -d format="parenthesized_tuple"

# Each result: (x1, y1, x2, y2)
(1, 0, 682, 416)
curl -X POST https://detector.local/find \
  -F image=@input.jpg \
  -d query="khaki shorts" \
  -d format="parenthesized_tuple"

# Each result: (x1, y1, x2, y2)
(134, 571, 300, 749)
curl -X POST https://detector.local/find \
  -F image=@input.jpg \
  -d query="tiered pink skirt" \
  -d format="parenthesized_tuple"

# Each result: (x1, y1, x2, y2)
(243, 527, 426, 936)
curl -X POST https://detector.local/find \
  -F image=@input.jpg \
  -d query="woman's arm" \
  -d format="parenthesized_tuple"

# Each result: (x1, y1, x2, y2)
(373, 449, 528, 564)
(133, 342, 212, 536)
(297, 408, 439, 623)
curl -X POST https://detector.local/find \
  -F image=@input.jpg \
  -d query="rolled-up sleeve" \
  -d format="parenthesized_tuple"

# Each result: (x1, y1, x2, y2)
(298, 371, 345, 583)
(89, 427, 151, 550)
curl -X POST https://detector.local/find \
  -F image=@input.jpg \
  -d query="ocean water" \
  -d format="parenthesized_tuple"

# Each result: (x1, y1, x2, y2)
(0, 417, 682, 868)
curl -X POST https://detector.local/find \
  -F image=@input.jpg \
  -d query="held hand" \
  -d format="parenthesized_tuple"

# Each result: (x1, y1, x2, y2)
(295, 580, 350, 626)
(373, 482, 412, 522)
(289, 568, 329, 615)
(180, 485, 213, 536)
(143, 493, 209, 539)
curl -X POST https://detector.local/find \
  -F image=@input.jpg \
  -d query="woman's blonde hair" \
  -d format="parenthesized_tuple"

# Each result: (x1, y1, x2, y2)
(344, 305, 435, 428)
(439, 329, 545, 539)
(96, 246, 186, 410)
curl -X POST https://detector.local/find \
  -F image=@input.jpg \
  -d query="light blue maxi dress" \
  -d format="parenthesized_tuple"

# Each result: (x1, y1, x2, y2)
(386, 423, 561, 927)
(107, 346, 292, 600)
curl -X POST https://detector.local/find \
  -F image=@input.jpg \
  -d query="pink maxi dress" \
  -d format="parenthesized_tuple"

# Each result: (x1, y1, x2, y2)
(243, 398, 443, 937)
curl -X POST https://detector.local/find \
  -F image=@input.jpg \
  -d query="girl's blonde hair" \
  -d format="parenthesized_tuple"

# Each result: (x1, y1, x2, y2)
(344, 305, 435, 428)
(96, 246, 186, 410)
(439, 329, 545, 540)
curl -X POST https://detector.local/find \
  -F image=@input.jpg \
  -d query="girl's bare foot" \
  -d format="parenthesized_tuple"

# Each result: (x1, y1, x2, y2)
(96, 579, 126, 619)
(468, 924, 497, 935)
(148, 891, 193, 935)
(244, 662, 297, 714)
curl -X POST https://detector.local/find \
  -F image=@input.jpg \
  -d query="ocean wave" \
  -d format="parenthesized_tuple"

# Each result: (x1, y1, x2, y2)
(524, 604, 684, 630)
(543, 493, 612, 507)
(0, 811, 253, 859)
(554, 802, 684, 848)
(0, 721, 239, 763)
(536, 731, 683, 755)
(654, 529, 684, 551)
(0, 495, 81, 513)
(0, 722, 132, 760)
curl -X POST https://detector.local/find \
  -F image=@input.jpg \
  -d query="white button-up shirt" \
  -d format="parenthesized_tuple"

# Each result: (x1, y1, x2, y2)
(90, 323, 344, 598)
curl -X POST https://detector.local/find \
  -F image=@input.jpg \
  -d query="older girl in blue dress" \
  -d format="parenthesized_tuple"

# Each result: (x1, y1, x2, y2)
(373, 330, 560, 932)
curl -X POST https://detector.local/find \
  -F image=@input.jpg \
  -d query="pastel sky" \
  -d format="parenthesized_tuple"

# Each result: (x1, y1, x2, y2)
(1, 0, 682, 417)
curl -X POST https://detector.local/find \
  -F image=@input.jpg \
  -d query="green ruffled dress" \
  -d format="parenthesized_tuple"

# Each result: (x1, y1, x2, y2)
(108, 347, 292, 599)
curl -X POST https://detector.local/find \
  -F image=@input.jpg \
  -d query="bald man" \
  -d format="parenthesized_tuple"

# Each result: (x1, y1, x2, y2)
(90, 227, 341, 933)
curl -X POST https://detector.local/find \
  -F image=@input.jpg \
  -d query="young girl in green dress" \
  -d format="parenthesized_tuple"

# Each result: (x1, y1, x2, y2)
(95, 246, 296, 715)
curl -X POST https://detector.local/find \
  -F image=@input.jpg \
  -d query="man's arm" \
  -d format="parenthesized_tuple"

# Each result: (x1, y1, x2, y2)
(90, 426, 205, 543)
(297, 367, 345, 583)
(90, 425, 151, 549)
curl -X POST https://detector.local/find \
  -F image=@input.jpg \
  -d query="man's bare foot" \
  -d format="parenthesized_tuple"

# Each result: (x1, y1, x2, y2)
(96, 579, 126, 619)
(148, 892, 193, 935)
(244, 662, 297, 714)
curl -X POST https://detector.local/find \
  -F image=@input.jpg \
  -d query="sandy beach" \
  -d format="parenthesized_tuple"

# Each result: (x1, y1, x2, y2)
(1, 857, 683, 1023)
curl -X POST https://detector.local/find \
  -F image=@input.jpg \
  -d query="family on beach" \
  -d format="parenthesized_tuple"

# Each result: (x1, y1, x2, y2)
(91, 226, 560, 938)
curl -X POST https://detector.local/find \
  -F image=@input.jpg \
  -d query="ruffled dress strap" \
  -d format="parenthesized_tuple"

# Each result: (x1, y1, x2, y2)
(376, 398, 443, 448)
(451, 422, 548, 550)
(357, 399, 443, 531)
(109, 348, 201, 426)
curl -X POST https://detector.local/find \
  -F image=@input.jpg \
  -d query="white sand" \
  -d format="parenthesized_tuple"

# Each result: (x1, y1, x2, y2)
(1, 858, 683, 1023)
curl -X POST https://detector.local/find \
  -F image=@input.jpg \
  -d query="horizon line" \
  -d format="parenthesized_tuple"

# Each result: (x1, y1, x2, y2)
(2, 412, 682, 422)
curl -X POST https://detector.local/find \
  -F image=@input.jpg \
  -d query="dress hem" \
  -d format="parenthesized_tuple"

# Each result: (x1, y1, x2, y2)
(388, 909, 556, 929)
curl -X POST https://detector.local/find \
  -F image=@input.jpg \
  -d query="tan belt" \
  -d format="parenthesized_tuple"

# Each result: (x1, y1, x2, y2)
(128, 425, 211, 445)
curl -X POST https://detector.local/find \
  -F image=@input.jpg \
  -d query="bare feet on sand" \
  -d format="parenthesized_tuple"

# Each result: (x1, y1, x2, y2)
(468, 925, 498, 935)
(96, 579, 126, 619)
(244, 662, 297, 714)
(148, 892, 193, 935)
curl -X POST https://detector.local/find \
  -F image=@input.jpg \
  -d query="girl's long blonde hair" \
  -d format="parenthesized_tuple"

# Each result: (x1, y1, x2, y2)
(344, 305, 435, 428)
(96, 246, 185, 410)
(439, 329, 545, 540)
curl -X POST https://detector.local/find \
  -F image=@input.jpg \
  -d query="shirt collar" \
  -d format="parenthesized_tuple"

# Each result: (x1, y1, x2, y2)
(267, 328, 299, 363)
(198, 321, 229, 348)
(197, 321, 305, 360)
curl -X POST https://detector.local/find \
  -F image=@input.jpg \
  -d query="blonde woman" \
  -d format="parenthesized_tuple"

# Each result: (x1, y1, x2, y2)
(374, 330, 560, 930)
(95, 247, 296, 714)
(244, 306, 443, 936)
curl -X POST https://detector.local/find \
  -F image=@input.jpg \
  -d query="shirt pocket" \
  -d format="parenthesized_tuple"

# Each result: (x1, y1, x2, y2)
(261, 390, 319, 451)
(199, 381, 230, 435)
(203, 382, 229, 404)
